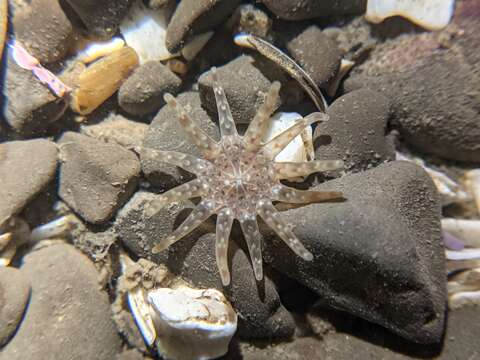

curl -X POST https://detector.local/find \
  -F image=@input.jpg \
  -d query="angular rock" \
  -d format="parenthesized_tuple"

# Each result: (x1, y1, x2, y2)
(287, 26, 343, 90)
(314, 88, 395, 172)
(264, 161, 446, 343)
(63, 0, 133, 38)
(261, 0, 366, 20)
(3, 56, 67, 133)
(141, 91, 220, 189)
(1, 244, 122, 359)
(198, 56, 273, 125)
(58, 131, 140, 224)
(118, 61, 182, 116)
(13, 0, 76, 63)
(0, 267, 31, 347)
(115, 192, 295, 339)
(166, 0, 242, 53)
(0, 139, 58, 227)
(81, 113, 148, 149)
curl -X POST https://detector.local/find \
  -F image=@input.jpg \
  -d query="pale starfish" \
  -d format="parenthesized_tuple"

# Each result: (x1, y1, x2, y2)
(141, 68, 344, 286)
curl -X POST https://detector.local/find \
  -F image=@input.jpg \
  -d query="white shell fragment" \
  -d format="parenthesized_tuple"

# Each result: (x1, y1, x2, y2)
(181, 31, 214, 61)
(128, 287, 157, 347)
(442, 218, 480, 248)
(148, 287, 237, 360)
(120, 0, 176, 63)
(365, 0, 455, 31)
(464, 169, 480, 215)
(264, 112, 313, 163)
(446, 249, 480, 261)
(77, 37, 125, 63)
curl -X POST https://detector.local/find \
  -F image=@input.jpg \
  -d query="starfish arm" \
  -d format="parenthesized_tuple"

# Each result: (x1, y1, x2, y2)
(210, 67, 238, 137)
(271, 184, 343, 204)
(152, 200, 215, 254)
(140, 148, 213, 174)
(239, 213, 263, 281)
(257, 200, 313, 261)
(164, 93, 220, 159)
(244, 81, 281, 151)
(262, 112, 328, 159)
(144, 179, 205, 217)
(215, 207, 234, 286)
(274, 160, 344, 179)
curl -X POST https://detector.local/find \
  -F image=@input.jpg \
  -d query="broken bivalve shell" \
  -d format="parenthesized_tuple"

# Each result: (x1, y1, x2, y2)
(120, 0, 176, 64)
(264, 112, 314, 163)
(365, 0, 455, 31)
(77, 37, 125, 64)
(148, 287, 237, 360)
(442, 218, 480, 248)
(464, 169, 480, 215)
(71, 46, 139, 115)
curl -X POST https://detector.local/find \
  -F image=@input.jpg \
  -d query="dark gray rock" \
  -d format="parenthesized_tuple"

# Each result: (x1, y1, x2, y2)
(287, 26, 342, 90)
(198, 56, 274, 125)
(0, 267, 31, 347)
(63, 0, 133, 37)
(58, 131, 141, 224)
(314, 89, 395, 172)
(13, 0, 76, 63)
(263, 161, 446, 343)
(115, 192, 295, 339)
(141, 91, 220, 189)
(344, 17, 480, 163)
(0, 244, 122, 360)
(260, 0, 366, 20)
(118, 61, 182, 116)
(3, 56, 67, 133)
(166, 0, 242, 53)
(0, 139, 58, 227)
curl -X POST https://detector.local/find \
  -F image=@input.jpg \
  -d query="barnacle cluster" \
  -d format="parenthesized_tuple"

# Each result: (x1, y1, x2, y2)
(142, 68, 344, 286)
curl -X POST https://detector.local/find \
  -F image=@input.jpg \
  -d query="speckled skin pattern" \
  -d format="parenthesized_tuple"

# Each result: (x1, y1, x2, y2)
(142, 68, 344, 285)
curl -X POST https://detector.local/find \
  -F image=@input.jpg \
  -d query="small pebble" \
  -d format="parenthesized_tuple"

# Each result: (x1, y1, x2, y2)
(118, 61, 181, 116)
(13, 0, 76, 63)
(0, 139, 58, 227)
(260, 0, 366, 20)
(166, 0, 242, 53)
(0, 267, 31, 347)
(58, 131, 141, 224)
(287, 26, 343, 90)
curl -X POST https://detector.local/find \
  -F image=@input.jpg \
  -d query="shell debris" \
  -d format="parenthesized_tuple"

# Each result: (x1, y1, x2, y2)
(365, 0, 455, 31)
(76, 37, 126, 64)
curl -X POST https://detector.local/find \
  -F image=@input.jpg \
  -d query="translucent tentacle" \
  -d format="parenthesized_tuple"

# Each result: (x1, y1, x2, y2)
(215, 208, 234, 286)
(257, 200, 313, 261)
(271, 184, 343, 204)
(274, 160, 344, 179)
(244, 81, 281, 151)
(144, 179, 205, 217)
(152, 200, 215, 254)
(239, 213, 263, 281)
(164, 93, 220, 159)
(140, 147, 213, 174)
(211, 67, 237, 137)
(262, 112, 328, 159)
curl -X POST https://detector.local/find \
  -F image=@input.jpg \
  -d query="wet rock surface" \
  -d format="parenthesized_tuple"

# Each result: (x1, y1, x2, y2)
(287, 26, 343, 90)
(198, 55, 273, 125)
(314, 88, 395, 172)
(261, 0, 366, 20)
(0, 267, 31, 347)
(58, 131, 140, 224)
(118, 61, 182, 116)
(0, 244, 122, 360)
(63, 0, 133, 38)
(13, 0, 76, 63)
(3, 56, 67, 134)
(0, 139, 58, 227)
(264, 161, 445, 343)
(166, 0, 242, 53)
(141, 91, 220, 189)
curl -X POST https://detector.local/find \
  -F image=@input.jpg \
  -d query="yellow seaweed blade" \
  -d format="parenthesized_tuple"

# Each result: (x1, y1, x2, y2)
(71, 46, 139, 115)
